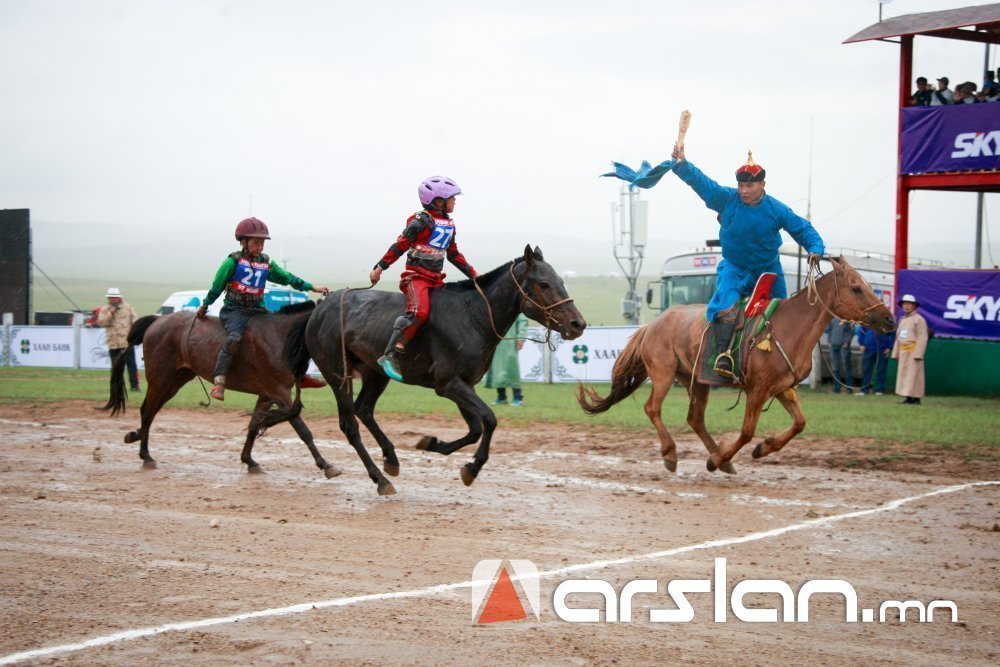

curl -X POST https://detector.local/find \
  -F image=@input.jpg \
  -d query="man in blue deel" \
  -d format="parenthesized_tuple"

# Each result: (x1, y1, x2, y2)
(670, 145, 825, 378)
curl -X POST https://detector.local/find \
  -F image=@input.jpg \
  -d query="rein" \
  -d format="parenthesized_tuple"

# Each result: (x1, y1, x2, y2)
(185, 314, 212, 406)
(471, 263, 574, 348)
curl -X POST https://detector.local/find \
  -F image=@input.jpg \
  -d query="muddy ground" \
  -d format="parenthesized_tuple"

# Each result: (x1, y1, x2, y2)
(0, 402, 997, 666)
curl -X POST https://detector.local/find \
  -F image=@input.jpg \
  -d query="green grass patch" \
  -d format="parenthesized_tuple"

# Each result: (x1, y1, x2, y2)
(1, 368, 997, 457)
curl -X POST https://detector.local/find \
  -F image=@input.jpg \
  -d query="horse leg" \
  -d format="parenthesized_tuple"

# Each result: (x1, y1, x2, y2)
(126, 369, 193, 469)
(332, 384, 396, 496)
(708, 389, 767, 472)
(752, 388, 806, 460)
(354, 371, 400, 477)
(683, 377, 737, 475)
(415, 404, 483, 457)
(288, 414, 342, 479)
(642, 358, 680, 473)
(241, 397, 272, 473)
(416, 379, 494, 486)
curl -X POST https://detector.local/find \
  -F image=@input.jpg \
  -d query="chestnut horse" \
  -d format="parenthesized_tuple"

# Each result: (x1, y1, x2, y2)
(104, 302, 340, 479)
(578, 257, 895, 473)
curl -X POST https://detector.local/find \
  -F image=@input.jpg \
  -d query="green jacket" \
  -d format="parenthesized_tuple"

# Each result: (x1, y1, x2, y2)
(484, 314, 528, 389)
(204, 251, 312, 307)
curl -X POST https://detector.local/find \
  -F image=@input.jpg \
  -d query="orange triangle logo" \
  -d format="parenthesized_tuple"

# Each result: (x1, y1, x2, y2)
(476, 567, 527, 624)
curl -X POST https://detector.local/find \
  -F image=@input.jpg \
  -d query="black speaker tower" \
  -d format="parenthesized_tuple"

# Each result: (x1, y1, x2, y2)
(0, 209, 32, 325)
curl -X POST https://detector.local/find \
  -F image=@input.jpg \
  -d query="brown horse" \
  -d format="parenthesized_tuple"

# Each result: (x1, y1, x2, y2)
(578, 257, 895, 473)
(104, 302, 340, 479)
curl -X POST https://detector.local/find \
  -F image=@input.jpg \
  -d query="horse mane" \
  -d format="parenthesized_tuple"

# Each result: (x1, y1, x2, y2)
(277, 301, 317, 315)
(441, 258, 523, 292)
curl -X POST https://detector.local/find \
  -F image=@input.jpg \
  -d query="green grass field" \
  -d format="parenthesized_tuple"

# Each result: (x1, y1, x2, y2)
(29, 274, 663, 326)
(1, 368, 996, 460)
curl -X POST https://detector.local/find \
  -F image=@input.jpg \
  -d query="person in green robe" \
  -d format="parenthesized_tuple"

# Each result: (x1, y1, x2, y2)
(484, 313, 528, 406)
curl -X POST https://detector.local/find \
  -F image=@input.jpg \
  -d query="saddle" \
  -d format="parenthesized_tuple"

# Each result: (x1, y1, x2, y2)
(697, 273, 780, 386)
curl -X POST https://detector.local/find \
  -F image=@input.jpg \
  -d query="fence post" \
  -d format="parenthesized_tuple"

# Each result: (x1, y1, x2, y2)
(2, 313, 11, 367)
(72, 312, 84, 369)
(543, 342, 552, 383)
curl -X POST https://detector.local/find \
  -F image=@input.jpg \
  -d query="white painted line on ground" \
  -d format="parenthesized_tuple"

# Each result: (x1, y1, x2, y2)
(2, 480, 996, 666)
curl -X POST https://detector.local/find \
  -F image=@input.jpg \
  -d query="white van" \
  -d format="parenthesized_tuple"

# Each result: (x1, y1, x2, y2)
(157, 287, 311, 316)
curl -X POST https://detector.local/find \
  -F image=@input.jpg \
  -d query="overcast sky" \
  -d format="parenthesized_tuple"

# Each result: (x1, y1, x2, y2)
(1, 0, 998, 283)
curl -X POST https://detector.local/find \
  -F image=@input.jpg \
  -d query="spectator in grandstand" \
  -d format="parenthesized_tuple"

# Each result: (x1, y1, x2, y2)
(953, 82, 978, 104)
(982, 70, 998, 97)
(909, 76, 932, 106)
(930, 77, 953, 106)
(892, 294, 929, 405)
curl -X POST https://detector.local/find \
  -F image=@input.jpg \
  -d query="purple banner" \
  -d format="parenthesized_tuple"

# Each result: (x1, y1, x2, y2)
(897, 269, 1000, 341)
(900, 105, 1000, 174)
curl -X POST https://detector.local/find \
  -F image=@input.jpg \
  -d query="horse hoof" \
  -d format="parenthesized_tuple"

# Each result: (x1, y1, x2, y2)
(706, 457, 718, 473)
(141, 460, 157, 470)
(124, 431, 139, 444)
(752, 444, 763, 459)
(377, 480, 397, 496)
(720, 461, 737, 475)
(383, 461, 400, 477)
(415, 436, 437, 451)
(324, 466, 342, 479)
(460, 464, 477, 487)
(247, 465, 264, 474)
(663, 458, 677, 473)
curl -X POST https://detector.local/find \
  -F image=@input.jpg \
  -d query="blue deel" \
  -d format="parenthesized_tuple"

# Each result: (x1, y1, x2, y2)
(673, 160, 825, 322)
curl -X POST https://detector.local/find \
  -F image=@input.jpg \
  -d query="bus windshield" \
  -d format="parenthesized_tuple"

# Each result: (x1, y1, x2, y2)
(664, 275, 715, 309)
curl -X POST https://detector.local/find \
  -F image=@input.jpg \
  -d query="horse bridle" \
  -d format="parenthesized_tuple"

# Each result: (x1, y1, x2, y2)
(472, 262, 574, 347)
(806, 264, 885, 327)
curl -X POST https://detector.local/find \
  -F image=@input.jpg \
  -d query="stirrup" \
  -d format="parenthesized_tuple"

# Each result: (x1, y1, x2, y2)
(297, 375, 327, 389)
(714, 352, 735, 379)
(377, 354, 404, 382)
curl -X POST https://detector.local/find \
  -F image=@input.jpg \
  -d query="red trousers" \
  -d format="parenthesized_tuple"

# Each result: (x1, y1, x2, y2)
(400, 270, 443, 342)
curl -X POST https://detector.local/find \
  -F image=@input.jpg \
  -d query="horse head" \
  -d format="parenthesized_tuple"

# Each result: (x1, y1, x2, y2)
(512, 245, 587, 340)
(825, 256, 895, 333)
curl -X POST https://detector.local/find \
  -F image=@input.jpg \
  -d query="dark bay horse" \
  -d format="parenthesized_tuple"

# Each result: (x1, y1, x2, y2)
(578, 257, 895, 473)
(105, 302, 340, 478)
(286, 245, 586, 496)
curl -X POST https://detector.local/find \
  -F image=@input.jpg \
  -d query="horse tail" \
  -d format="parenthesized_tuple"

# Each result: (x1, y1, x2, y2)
(283, 313, 312, 378)
(104, 315, 158, 417)
(576, 325, 650, 414)
(248, 397, 303, 435)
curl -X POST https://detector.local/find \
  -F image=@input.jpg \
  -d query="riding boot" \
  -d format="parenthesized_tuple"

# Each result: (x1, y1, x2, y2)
(377, 315, 412, 383)
(212, 335, 240, 401)
(713, 314, 738, 379)
(297, 375, 327, 389)
(211, 375, 226, 401)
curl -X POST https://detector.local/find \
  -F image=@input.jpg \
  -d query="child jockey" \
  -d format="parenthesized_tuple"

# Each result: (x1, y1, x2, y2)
(369, 176, 478, 381)
(196, 217, 330, 400)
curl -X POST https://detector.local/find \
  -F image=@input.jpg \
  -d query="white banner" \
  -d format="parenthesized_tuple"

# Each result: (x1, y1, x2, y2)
(8, 326, 75, 368)
(79, 327, 145, 370)
(519, 325, 639, 383)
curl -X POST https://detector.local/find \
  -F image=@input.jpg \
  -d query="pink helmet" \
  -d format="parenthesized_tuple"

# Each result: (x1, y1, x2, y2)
(418, 176, 462, 207)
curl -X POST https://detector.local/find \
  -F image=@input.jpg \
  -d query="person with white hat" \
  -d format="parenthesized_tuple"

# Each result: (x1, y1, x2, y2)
(98, 287, 140, 392)
(891, 294, 928, 405)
